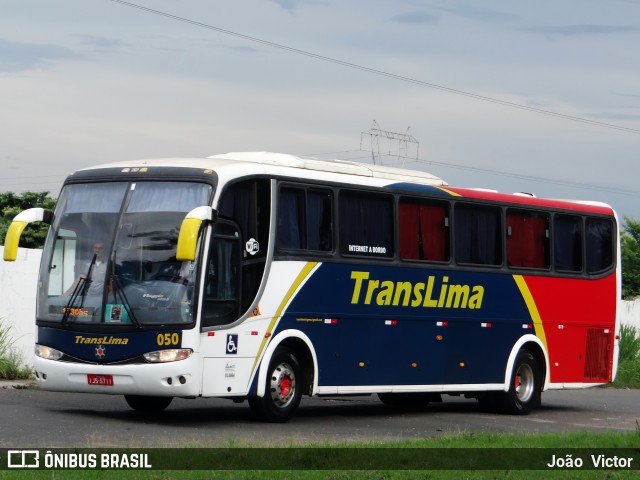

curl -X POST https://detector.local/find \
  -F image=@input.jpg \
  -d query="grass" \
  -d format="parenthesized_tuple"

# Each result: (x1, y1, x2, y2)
(0, 319, 32, 380)
(611, 324, 640, 389)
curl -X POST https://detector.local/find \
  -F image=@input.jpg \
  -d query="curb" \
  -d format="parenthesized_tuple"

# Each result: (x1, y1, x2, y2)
(0, 379, 37, 390)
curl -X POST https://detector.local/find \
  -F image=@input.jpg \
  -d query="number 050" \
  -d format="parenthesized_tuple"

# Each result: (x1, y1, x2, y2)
(157, 333, 180, 346)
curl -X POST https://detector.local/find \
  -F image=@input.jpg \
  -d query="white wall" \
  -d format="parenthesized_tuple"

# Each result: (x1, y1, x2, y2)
(1, 246, 639, 366)
(621, 297, 640, 332)
(0, 246, 41, 367)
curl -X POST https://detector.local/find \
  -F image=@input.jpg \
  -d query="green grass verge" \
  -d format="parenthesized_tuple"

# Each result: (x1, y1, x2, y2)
(0, 320, 32, 380)
(610, 324, 640, 389)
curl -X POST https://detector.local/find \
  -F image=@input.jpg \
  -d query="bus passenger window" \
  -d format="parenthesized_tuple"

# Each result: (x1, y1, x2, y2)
(277, 187, 333, 252)
(278, 187, 305, 250)
(399, 201, 449, 262)
(307, 190, 333, 251)
(339, 191, 394, 258)
(454, 204, 502, 266)
(506, 210, 549, 269)
(586, 218, 614, 274)
(554, 215, 583, 272)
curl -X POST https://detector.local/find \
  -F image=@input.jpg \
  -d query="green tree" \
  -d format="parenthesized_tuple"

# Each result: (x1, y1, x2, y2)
(621, 216, 640, 299)
(0, 191, 56, 249)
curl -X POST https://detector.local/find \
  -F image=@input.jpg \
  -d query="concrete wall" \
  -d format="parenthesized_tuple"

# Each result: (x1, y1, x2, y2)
(1, 246, 640, 366)
(0, 247, 41, 366)
(621, 297, 640, 333)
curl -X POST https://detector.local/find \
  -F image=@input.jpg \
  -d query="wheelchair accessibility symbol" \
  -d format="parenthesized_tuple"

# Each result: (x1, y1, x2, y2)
(226, 334, 238, 355)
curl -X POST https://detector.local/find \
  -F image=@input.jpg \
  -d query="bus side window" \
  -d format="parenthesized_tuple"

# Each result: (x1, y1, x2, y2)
(339, 191, 394, 258)
(277, 187, 333, 252)
(399, 200, 449, 262)
(278, 187, 305, 250)
(454, 204, 502, 266)
(307, 189, 333, 251)
(506, 210, 550, 269)
(554, 215, 583, 273)
(586, 217, 614, 274)
(202, 222, 241, 327)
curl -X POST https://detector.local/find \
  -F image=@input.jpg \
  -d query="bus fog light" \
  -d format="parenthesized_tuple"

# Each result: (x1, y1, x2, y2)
(35, 344, 64, 361)
(144, 348, 193, 363)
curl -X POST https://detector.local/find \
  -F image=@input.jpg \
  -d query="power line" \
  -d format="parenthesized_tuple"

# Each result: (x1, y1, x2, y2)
(108, 0, 640, 136)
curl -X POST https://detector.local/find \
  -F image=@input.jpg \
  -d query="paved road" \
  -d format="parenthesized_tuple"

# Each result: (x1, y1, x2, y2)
(1, 385, 638, 448)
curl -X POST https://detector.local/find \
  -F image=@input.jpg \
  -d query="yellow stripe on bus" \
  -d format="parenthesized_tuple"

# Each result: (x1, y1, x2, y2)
(250, 261, 318, 377)
(513, 274, 548, 352)
(436, 187, 462, 197)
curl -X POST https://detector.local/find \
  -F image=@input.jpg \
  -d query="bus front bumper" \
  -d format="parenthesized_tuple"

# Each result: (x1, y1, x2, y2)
(33, 355, 202, 397)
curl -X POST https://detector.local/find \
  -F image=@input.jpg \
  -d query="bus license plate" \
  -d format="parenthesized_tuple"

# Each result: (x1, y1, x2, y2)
(87, 374, 114, 386)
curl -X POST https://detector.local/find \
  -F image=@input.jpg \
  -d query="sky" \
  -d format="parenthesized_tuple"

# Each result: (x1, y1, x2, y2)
(1, 0, 639, 221)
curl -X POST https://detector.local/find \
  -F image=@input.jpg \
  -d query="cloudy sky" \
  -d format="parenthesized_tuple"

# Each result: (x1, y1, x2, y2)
(2, 0, 639, 220)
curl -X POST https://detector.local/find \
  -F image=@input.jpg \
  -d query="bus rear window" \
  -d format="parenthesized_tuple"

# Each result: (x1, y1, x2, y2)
(339, 191, 394, 258)
(586, 218, 614, 274)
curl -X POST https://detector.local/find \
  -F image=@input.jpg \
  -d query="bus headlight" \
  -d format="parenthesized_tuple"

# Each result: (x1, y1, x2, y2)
(143, 349, 193, 363)
(35, 344, 64, 361)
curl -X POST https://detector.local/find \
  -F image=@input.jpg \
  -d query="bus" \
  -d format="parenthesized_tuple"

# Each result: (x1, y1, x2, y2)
(3, 152, 620, 422)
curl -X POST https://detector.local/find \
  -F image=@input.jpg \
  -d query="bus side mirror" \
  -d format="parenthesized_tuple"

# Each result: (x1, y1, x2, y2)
(176, 206, 216, 261)
(3, 208, 53, 261)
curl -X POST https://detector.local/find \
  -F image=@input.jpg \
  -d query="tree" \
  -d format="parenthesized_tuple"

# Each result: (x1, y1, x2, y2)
(0, 192, 56, 249)
(621, 216, 640, 299)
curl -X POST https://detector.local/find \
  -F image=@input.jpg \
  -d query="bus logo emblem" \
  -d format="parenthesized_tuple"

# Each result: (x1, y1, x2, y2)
(226, 334, 238, 355)
(95, 345, 106, 359)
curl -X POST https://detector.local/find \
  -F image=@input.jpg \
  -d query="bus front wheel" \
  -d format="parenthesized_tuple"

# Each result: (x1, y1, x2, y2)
(249, 347, 302, 423)
(497, 349, 541, 415)
(124, 395, 173, 413)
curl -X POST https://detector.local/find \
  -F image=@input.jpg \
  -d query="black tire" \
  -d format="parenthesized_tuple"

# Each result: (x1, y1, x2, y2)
(249, 347, 302, 423)
(124, 395, 173, 413)
(496, 350, 541, 415)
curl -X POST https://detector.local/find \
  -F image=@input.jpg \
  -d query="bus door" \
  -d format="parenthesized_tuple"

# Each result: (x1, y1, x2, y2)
(200, 179, 271, 396)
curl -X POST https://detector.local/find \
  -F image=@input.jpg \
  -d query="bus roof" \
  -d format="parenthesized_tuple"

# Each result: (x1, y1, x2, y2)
(443, 187, 615, 216)
(77, 152, 614, 216)
(208, 152, 447, 186)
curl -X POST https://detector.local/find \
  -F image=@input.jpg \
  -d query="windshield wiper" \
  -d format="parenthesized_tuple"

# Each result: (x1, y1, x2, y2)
(110, 252, 143, 329)
(61, 253, 96, 325)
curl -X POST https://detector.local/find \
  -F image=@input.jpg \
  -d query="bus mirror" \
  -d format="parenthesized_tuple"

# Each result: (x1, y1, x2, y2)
(176, 206, 215, 261)
(3, 208, 53, 261)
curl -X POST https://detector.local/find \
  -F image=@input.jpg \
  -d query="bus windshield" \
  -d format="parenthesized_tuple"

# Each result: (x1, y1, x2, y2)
(38, 181, 212, 326)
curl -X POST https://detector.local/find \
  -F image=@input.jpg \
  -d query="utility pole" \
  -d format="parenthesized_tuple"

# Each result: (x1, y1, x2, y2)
(360, 120, 419, 166)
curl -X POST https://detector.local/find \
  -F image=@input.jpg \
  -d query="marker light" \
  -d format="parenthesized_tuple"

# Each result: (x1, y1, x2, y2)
(143, 349, 193, 363)
(35, 344, 64, 361)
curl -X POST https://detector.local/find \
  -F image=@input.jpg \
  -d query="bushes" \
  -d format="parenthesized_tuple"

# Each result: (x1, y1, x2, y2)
(613, 323, 640, 389)
(0, 320, 32, 380)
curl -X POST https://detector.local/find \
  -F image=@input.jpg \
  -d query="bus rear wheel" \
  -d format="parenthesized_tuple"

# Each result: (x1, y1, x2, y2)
(124, 395, 173, 413)
(497, 349, 541, 415)
(249, 347, 302, 423)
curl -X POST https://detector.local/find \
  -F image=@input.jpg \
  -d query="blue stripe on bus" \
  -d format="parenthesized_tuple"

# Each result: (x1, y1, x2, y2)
(384, 183, 453, 197)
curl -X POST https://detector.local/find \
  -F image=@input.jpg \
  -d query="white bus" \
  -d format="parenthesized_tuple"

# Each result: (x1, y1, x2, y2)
(4, 152, 620, 422)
